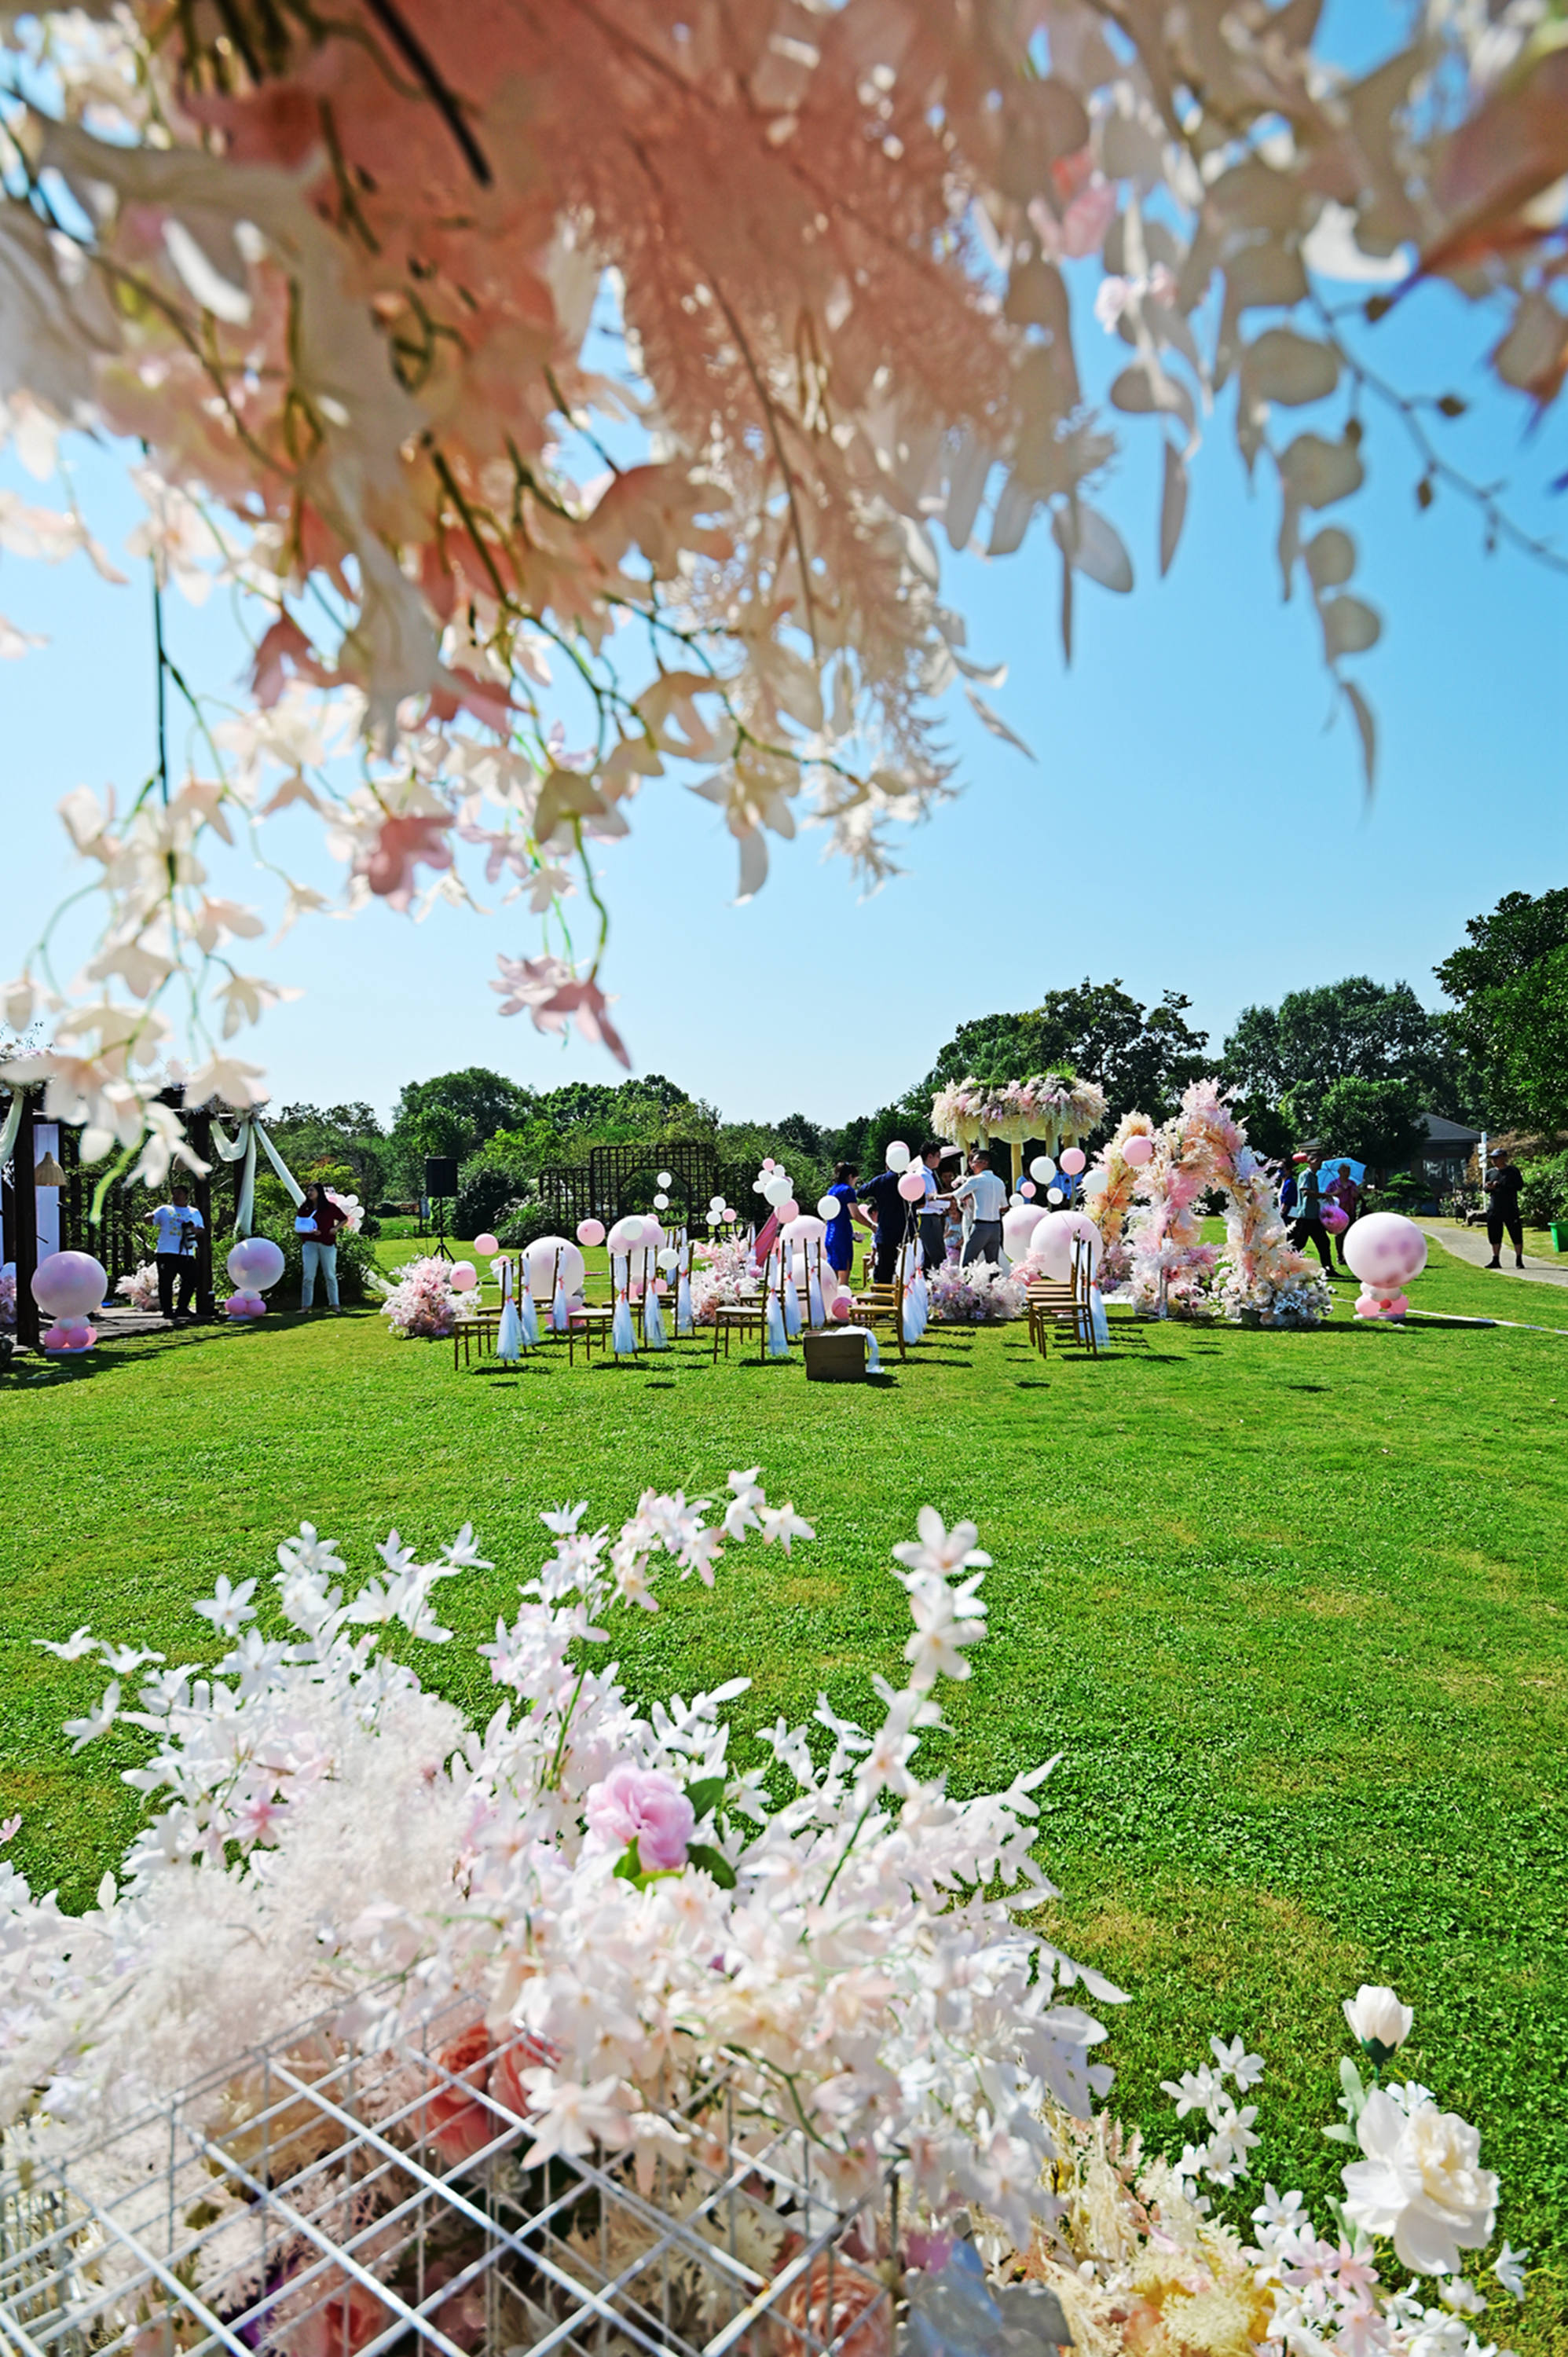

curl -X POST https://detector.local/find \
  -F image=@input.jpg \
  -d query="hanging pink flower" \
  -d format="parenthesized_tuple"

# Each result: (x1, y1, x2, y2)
(357, 814, 454, 911)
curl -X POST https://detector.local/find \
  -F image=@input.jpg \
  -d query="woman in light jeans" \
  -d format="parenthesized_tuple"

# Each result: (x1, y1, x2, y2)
(296, 1182, 347, 1309)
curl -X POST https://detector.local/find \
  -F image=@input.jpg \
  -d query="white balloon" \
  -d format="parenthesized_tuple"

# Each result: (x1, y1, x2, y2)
(1028, 1210, 1103, 1281)
(1029, 1155, 1057, 1182)
(764, 1175, 793, 1206)
(1009, 1192, 1026, 1208)
(885, 1140, 910, 1171)
(1000, 1203, 1046, 1263)
(709, 1195, 726, 1212)
(816, 1193, 841, 1221)
(653, 1191, 669, 1208)
(1046, 1185, 1064, 1203)
(657, 1171, 673, 1188)
(1082, 1169, 1109, 1197)
(523, 1236, 586, 1300)
(657, 1248, 679, 1272)
(606, 1214, 647, 1253)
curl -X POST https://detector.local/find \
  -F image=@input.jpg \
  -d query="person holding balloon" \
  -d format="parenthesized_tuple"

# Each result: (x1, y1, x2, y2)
(147, 1182, 204, 1323)
(295, 1180, 349, 1310)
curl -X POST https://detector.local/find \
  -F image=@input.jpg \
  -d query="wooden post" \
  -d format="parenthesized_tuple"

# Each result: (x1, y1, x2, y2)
(13, 1090, 39, 1349)
(188, 1105, 216, 1318)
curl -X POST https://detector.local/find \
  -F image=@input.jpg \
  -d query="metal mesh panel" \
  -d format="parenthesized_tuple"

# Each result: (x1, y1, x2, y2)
(0, 1997, 896, 2357)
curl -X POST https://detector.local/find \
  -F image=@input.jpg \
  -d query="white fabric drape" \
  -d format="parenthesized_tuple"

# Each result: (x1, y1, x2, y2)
(0, 1090, 23, 1174)
(211, 1116, 304, 1237)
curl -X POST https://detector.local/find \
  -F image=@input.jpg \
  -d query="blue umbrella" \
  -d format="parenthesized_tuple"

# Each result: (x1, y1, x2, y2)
(1316, 1157, 1366, 1190)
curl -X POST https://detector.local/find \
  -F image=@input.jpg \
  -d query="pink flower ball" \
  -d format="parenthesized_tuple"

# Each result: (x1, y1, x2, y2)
(1060, 1146, 1086, 1175)
(473, 1232, 500, 1258)
(585, 1765, 695, 1871)
(449, 1261, 478, 1292)
(1123, 1135, 1156, 1168)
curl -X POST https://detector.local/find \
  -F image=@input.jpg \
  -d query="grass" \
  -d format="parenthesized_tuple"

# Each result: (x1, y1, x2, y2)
(4, 1236, 1567, 2336)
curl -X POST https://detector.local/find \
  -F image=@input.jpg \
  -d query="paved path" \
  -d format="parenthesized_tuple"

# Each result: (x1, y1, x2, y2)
(1416, 1219, 1568, 1289)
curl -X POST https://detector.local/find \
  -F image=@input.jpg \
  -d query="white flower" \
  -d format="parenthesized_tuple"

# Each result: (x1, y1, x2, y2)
(192, 1575, 258, 1639)
(516, 2070, 635, 2167)
(892, 1505, 991, 1581)
(757, 1501, 814, 1554)
(1493, 2243, 1529, 2302)
(1438, 2278, 1487, 2315)
(34, 1625, 97, 1659)
(1344, 1985, 1415, 2057)
(62, 1681, 121, 1752)
(1211, 2032, 1266, 2089)
(1341, 2087, 1498, 2275)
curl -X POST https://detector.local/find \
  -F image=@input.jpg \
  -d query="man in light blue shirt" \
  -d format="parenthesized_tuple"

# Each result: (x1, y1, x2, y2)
(954, 1152, 1007, 1266)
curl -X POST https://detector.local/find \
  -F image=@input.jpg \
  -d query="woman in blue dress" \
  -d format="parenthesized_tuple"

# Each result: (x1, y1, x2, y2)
(823, 1163, 870, 1288)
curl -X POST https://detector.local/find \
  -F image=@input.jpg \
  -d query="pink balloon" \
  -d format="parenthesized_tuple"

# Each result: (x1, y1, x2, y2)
(1343, 1211, 1426, 1288)
(1060, 1147, 1086, 1175)
(897, 1169, 925, 1201)
(778, 1198, 799, 1222)
(577, 1218, 606, 1247)
(473, 1231, 500, 1258)
(1122, 1135, 1155, 1168)
(829, 1293, 852, 1321)
(449, 1261, 478, 1292)
(1020, 1180, 1036, 1199)
(43, 1318, 96, 1351)
(762, 1157, 775, 1171)
(225, 1290, 266, 1319)
(31, 1251, 108, 1321)
(1321, 1204, 1349, 1234)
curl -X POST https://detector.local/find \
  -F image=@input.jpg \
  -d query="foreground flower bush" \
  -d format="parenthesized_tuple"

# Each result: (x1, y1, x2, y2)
(374, 1253, 473, 1339)
(2, 1484, 1530, 2357)
(929, 1260, 1026, 1325)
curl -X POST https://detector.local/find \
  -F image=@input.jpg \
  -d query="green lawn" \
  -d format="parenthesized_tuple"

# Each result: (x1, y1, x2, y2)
(4, 1239, 1566, 2333)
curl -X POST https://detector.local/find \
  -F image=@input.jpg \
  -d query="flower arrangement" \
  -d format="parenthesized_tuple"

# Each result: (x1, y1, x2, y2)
(373, 1254, 472, 1339)
(688, 1235, 759, 1324)
(113, 1261, 161, 1313)
(928, 1259, 1026, 1324)
(1123, 1082, 1329, 1329)
(930, 1073, 1108, 1153)
(0, 1266, 15, 1329)
(3, 1487, 1529, 2357)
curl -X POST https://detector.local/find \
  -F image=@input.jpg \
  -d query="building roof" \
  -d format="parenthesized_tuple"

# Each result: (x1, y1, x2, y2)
(1420, 1113, 1483, 1146)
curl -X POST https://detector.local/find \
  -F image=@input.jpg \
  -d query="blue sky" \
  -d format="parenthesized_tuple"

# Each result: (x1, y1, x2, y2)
(2, 15, 1565, 1127)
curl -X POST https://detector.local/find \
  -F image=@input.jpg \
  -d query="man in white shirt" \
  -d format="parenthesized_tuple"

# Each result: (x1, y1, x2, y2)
(953, 1151, 1007, 1266)
(148, 1184, 203, 1321)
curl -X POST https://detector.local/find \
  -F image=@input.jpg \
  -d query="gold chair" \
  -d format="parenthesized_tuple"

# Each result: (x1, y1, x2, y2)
(452, 1309, 502, 1369)
(712, 1299, 767, 1360)
(849, 1283, 909, 1362)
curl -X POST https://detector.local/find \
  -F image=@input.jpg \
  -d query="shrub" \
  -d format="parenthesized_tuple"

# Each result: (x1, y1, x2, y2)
(496, 1198, 561, 1252)
(1519, 1152, 1568, 1227)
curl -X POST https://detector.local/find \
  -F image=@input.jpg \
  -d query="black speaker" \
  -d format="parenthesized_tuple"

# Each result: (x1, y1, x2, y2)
(424, 1156, 459, 1197)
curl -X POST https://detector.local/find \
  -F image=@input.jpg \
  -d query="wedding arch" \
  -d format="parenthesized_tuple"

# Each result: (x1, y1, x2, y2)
(1088, 1080, 1330, 1329)
(929, 1072, 1108, 1184)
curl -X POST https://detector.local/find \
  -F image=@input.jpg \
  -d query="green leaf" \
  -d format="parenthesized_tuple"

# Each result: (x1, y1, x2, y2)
(685, 1776, 727, 1822)
(684, 1842, 738, 1890)
(1322, 2123, 1354, 2145)
(612, 1836, 643, 1883)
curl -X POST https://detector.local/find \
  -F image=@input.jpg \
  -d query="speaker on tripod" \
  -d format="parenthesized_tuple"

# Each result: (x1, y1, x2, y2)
(424, 1157, 459, 1259)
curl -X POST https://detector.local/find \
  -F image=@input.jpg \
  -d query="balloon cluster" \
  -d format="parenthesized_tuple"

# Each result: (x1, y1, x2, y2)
(1344, 1212, 1427, 1321)
(224, 1236, 285, 1319)
(31, 1250, 108, 1351)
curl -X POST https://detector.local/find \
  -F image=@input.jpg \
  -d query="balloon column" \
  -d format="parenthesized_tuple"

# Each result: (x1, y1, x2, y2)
(1343, 1211, 1427, 1321)
(31, 1250, 108, 1352)
(225, 1237, 286, 1318)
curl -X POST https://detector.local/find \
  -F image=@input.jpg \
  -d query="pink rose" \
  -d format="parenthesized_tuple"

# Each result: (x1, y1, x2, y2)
(585, 1765, 694, 1871)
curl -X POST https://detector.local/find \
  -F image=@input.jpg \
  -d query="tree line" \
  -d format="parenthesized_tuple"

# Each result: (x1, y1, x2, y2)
(263, 886, 1568, 1238)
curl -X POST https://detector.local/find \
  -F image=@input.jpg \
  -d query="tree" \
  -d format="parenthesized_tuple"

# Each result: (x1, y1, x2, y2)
(388, 1068, 534, 1193)
(5, 2, 1566, 1181)
(923, 981, 1209, 1127)
(1435, 889, 1568, 1136)
(267, 1102, 387, 1203)
(1222, 978, 1457, 1138)
(1313, 1076, 1427, 1176)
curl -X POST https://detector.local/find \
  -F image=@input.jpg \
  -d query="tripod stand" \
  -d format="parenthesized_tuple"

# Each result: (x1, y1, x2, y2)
(429, 1196, 456, 1261)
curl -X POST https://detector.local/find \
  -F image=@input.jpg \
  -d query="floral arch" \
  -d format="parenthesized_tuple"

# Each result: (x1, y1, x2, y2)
(1088, 1080, 1332, 1329)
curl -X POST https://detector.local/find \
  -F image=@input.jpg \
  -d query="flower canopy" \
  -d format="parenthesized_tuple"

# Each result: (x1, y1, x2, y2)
(930, 1074, 1108, 1154)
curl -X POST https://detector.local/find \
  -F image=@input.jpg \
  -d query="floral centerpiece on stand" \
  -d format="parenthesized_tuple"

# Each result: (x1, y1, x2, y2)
(688, 1234, 760, 1324)
(374, 1254, 474, 1340)
(113, 1262, 161, 1313)
(929, 1260, 1026, 1324)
